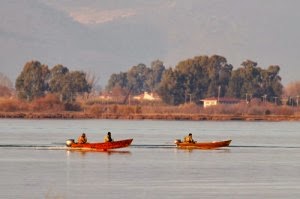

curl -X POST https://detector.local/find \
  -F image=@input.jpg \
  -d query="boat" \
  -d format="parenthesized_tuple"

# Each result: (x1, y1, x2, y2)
(66, 138, 133, 151)
(174, 139, 231, 149)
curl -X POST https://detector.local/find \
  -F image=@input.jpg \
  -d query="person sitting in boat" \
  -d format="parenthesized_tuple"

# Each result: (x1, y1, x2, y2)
(77, 133, 87, 144)
(104, 132, 113, 142)
(183, 133, 195, 143)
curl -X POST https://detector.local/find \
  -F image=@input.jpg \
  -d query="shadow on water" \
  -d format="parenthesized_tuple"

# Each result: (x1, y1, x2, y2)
(66, 149, 131, 156)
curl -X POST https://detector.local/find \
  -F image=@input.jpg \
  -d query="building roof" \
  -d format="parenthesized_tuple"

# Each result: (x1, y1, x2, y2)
(201, 97, 240, 103)
(133, 92, 161, 101)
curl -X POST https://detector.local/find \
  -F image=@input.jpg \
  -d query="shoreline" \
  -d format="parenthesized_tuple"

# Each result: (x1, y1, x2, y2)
(1, 111, 300, 121)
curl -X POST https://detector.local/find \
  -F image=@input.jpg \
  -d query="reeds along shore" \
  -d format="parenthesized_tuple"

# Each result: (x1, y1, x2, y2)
(0, 97, 300, 121)
(1, 112, 300, 121)
(0, 106, 300, 121)
(0, 111, 300, 121)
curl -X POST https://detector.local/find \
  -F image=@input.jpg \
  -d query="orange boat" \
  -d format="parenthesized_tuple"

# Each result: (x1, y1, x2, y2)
(174, 139, 231, 149)
(66, 138, 133, 151)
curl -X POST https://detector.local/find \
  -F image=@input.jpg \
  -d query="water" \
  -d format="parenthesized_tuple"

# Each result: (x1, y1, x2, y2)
(0, 119, 300, 199)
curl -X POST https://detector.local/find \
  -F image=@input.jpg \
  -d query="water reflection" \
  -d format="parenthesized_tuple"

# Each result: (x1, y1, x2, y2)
(66, 149, 131, 157)
(174, 148, 231, 153)
(2, 120, 300, 198)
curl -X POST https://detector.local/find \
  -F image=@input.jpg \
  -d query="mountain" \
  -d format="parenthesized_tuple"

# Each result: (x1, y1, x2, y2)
(0, 0, 299, 87)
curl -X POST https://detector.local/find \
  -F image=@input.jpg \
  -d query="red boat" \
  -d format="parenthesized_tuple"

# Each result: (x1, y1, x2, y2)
(174, 139, 231, 149)
(66, 138, 133, 151)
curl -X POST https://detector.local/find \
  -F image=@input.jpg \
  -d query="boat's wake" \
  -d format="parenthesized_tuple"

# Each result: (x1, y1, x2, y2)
(231, 145, 300, 149)
(0, 144, 299, 150)
(0, 143, 176, 150)
(131, 144, 175, 149)
(0, 144, 67, 150)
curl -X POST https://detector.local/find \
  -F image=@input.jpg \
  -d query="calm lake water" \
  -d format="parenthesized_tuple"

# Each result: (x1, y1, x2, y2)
(0, 119, 300, 199)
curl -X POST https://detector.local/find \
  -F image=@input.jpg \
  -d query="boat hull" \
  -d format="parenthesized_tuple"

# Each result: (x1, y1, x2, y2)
(69, 139, 133, 151)
(175, 139, 231, 149)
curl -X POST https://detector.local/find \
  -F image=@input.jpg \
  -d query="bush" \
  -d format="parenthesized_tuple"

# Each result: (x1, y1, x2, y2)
(85, 99, 105, 105)
(271, 106, 294, 115)
(87, 104, 105, 116)
(30, 94, 64, 112)
(111, 105, 136, 114)
(64, 102, 82, 111)
(0, 86, 12, 97)
(178, 103, 202, 114)
(265, 109, 271, 115)
(0, 98, 28, 112)
(0, 99, 18, 112)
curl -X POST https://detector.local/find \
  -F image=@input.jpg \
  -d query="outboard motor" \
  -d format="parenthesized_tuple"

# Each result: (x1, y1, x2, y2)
(66, 139, 75, 147)
(174, 139, 182, 144)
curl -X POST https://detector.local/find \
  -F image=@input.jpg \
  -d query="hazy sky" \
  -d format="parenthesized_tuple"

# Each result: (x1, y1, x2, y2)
(0, 0, 299, 87)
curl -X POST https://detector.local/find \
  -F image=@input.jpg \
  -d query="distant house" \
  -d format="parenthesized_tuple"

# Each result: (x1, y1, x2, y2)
(99, 93, 112, 100)
(200, 97, 240, 108)
(133, 92, 161, 101)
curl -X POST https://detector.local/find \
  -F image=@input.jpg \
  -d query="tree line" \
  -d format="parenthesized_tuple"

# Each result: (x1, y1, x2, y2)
(107, 55, 283, 105)
(106, 60, 166, 96)
(15, 61, 91, 102)
(11, 54, 285, 105)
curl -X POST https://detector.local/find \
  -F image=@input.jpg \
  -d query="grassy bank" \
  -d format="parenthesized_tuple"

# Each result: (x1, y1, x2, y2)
(1, 111, 300, 121)
(1, 96, 300, 121)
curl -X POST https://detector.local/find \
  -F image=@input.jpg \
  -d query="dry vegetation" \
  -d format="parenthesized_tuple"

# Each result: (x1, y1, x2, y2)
(0, 85, 12, 97)
(84, 102, 300, 121)
(0, 95, 300, 120)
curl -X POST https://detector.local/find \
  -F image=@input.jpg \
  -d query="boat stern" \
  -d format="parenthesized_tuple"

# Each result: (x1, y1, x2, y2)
(174, 139, 182, 144)
(66, 139, 75, 147)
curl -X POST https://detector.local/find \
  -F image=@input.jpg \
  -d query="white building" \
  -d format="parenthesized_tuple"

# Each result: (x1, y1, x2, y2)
(133, 92, 161, 101)
(200, 97, 240, 108)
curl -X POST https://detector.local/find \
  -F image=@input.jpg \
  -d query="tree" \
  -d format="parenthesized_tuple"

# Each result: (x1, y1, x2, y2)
(284, 81, 300, 105)
(15, 61, 50, 101)
(49, 65, 69, 93)
(158, 55, 232, 105)
(0, 73, 13, 97)
(260, 65, 283, 100)
(285, 81, 300, 96)
(227, 60, 283, 101)
(106, 72, 128, 91)
(157, 68, 184, 105)
(127, 63, 150, 95)
(105, 55, 283, 105)
(48, 66, 91, 103)
(15, 61, 92, 103)
(227, 68, 244, 98)
(106, 60, 166, 96)
(0, 72, 13, 89)
(146, 60, 166, 92)
(85, 71, 100, 93)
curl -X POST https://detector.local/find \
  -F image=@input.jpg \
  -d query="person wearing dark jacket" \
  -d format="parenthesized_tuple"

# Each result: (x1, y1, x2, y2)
(183, 133, 195, 143)
(104, 132, 113, 142)
(77, 133, 87, 144)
